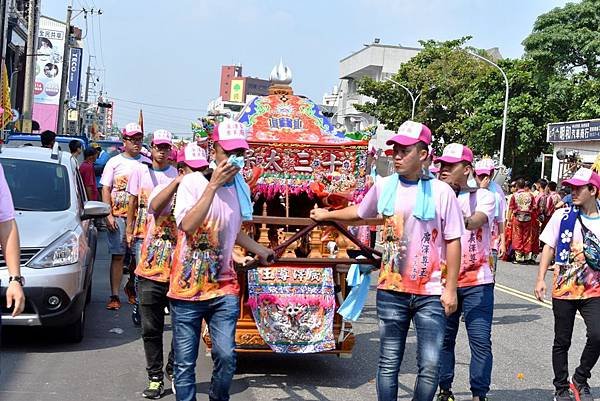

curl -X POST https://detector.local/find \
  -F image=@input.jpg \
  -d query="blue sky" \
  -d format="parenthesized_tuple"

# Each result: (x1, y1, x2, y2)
(42, 0, 571, 135)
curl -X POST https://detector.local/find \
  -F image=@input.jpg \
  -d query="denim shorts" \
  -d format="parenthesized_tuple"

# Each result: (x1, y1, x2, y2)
(107, 216, 126, 255)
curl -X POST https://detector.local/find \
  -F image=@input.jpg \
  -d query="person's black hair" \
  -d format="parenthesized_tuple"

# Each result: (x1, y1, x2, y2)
(69, 140, 82, 153)
(414, 141, 428, 153)
(538, 179, 548, 189)
(516, 178, 526, 189)
(548, 181, 557, 191)
(83, 148, 97, 159)
(40, 130, 56, 147)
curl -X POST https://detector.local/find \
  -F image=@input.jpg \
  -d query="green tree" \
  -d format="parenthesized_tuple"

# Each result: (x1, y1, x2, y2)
(356, 38, 554, 176)
(522, 0, 600, 80)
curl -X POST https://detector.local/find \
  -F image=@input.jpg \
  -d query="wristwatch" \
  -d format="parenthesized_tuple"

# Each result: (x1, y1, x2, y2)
(9, 276, 25, 286)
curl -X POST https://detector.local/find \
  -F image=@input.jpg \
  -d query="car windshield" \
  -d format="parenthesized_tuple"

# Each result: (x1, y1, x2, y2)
(0, 158, 70, 211)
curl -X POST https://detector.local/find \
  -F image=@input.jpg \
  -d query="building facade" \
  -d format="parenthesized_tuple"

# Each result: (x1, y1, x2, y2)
(209, 64, 270, 118)
(323, 40, 421, 149)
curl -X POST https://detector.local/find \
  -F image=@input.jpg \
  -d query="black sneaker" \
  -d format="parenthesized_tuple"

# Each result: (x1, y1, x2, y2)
(142, 378, 164, 399)
(555, 389, 574, 401)
(132, 304, 141, 326)
(437, 389, 456, 401)
(571, 376, 594, 401)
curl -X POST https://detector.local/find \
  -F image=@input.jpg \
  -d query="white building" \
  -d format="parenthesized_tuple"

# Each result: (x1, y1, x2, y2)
(323, 40, 421, 150)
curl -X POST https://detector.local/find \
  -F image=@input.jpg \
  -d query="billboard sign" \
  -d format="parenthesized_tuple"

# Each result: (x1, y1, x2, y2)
(67, 47, 83, 105)
(547, 119, 600, 142)
(229, 79, 245, 102)
(34, 16, 66, 105)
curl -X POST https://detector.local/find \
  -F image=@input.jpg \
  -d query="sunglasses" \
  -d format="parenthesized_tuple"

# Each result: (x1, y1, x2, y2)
(124, 136, 143, 143)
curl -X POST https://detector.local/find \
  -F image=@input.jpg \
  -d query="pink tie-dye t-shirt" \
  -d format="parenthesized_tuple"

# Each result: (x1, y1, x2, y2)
(489, 182, 506, 251)
(540, 209, 600, 300)
(168, 172, 241, 301)
(99, 154, 145, 217)
(0, 164, 15, 223)
(357, 175, 464, 296)
(134, 182, 179, 283)
(456, 189, 496, 287)
(127, 165, 178, 239)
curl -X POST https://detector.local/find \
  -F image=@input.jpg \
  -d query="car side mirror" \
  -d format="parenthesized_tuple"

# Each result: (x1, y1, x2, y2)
(82, 201, 110, 220)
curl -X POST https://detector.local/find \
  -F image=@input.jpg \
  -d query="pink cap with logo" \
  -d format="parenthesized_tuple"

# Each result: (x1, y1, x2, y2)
(212, 119, 249, 151)
(122, 122, 143, 137)
(177, 143, 208, 169)
(474, 158, 495, 175)
(151, 129, 173, 146)
(435, 143, 474, 164)
(562, 168, 600, 190)
(386, 121, 432, 146)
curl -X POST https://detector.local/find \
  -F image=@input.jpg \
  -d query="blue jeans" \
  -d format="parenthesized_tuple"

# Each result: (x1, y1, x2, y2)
(107, 216, 126, 255)
(170, 295, 240, 401)
(439, 283, 494, 398)
(376, 289, 446, 401)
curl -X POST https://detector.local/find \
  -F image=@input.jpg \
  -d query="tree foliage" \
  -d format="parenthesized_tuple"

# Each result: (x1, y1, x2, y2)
(522, 0, 600, 80)
(356, 0, 600, 178)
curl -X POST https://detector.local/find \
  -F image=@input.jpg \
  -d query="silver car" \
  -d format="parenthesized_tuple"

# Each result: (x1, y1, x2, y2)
(0, 145, 109, 342)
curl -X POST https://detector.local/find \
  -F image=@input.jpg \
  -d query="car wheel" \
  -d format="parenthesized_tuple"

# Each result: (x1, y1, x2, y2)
(64, 308, 85, 343)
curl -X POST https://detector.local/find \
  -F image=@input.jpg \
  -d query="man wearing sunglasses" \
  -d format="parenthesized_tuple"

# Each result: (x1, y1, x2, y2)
(100, 123, 148, 310)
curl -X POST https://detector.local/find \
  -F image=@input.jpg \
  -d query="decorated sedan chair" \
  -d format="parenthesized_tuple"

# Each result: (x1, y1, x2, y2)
(202, 63, 381, 356)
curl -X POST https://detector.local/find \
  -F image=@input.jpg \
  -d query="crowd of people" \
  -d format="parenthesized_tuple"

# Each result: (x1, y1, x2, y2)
(1, 119, 599, 401)
(503, 177, 565, 266)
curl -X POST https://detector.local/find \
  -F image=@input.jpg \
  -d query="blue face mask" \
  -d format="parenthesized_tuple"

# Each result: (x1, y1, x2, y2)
(227, 154, 245, 168)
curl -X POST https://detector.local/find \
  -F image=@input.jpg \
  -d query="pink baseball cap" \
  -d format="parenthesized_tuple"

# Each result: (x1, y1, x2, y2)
(177, 143, 208, 169)
(430, 165, 440, 174)
(562, 168, 600, 190)
(151, 129, 173, 146)
(386, 121, 432, 147)
(122, 122, 143, 137)
(212, 119, 249, 151)
(474, 158, 495, 175)
(435, 143, 474, 164)
(168, 148, 178, 161)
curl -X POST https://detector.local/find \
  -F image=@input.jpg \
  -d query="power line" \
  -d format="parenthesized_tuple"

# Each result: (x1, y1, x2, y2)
(96, 12, 105, 70)
(110, 96, 207, 112)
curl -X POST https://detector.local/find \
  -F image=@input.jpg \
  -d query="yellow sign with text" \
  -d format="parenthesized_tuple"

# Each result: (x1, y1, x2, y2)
(229, 79, 244, 102)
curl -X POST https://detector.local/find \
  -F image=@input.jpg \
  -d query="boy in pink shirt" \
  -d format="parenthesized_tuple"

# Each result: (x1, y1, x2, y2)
(125, 130, 178, 323)
(134, 143, 208, 399)
(312, 121, 463, 401)
(100, 123, 146, 310)
(437, 144, 496, 401)
(535, 168, 600, 401)
(169, 120, 274, 401)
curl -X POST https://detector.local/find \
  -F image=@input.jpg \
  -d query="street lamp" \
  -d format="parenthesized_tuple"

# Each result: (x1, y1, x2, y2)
(384, 77, 422, 119)
(465, 50, 509, 168)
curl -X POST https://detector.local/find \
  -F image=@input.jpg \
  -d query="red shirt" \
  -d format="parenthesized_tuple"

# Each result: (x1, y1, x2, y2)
(79, 160, 99, 201)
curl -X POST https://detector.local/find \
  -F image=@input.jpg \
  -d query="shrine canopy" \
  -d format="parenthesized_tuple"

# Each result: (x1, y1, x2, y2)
(238, 61, 370, 202)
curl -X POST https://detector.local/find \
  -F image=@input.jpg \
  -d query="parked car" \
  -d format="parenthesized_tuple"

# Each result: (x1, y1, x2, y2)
(0, 144, 109, 342)
(4, 133, 89, 164)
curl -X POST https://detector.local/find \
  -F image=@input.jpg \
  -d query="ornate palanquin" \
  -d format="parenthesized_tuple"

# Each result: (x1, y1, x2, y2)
(202, 67, 379, 356)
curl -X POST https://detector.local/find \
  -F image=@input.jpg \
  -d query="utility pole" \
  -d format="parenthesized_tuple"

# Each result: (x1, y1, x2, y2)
(56, 0, 73, 135)
(21, 0, 38, 131)
(84, 54, 93, 102)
